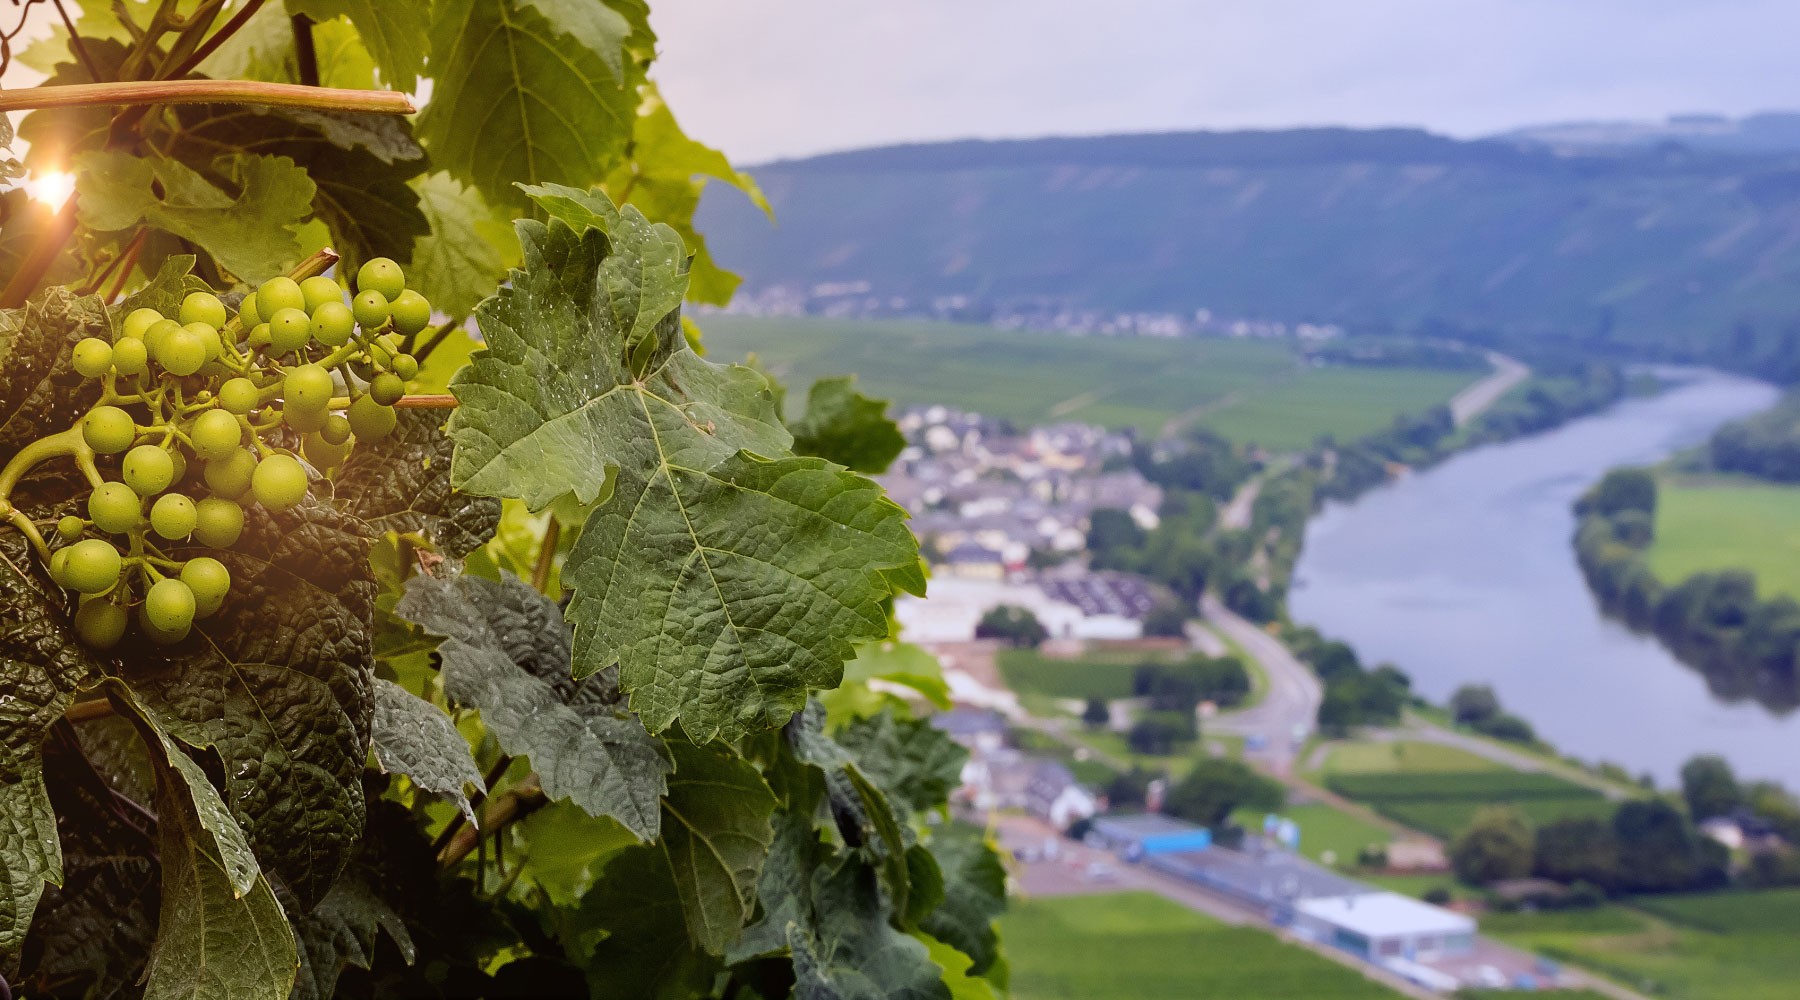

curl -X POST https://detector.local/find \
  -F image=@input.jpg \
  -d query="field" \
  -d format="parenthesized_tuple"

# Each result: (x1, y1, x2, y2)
(1002, 891, 1400, 999)
(1483, 890, 1800, 1000)
(1324, 770, 1611, 839)
(698, 316, 1479, 447)
(1646, 479, 1800, 600)
(1235, 802, 1392, 867)
(1319, 740, 1505, 776)
(996, 648, 1147, 701)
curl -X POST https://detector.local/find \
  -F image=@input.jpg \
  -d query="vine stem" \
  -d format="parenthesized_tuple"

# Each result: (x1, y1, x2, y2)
(0, 80, 415, 114)
(438, 776, 543, 870)
(394, 395, 459, 409)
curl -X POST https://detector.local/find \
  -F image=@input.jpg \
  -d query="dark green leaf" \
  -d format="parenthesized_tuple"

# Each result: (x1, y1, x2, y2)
(333, 409, 501, 560)
(570, 845, 719, 1000)
(659, 739, 776, 954)
(835, 710, 967, 817)
(0, 286, 108, 455)
(369, 679, 484, 822)
(289, 873, 414, 1000)
(790, 376, 907, 474)
(918, 825, 1007, 976)
(784, 704, 912, 914)
(287, 0, 430, 91)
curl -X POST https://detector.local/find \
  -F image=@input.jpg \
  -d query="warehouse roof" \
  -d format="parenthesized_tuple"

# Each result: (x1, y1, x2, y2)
(1296, 892, 1474, 938)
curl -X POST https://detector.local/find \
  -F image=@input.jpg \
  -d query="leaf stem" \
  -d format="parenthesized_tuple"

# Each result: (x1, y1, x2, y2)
(0, 80, 416, 115)
(437, 775, 542, 871)
(65, 697, 116, 723)
(394, 394, 459, 410)
(532, 516, 560, 593)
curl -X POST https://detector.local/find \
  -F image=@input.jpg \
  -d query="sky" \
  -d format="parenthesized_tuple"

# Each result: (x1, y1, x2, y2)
(653, 0, 1800, 164)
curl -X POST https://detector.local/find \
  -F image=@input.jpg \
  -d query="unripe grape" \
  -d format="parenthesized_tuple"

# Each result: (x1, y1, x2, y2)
(74, 598, 128, 649)
(180, 557, 230, 618)
(388, 290, 431, 336)
(184, 321, 223, 363)
(61, 538, 122, 594)
(321, 413, 353, 446)
(302, 431, 353, 469)
(391, 353, 419, 381)
(122, 445, 175, 496)
(194, 497, 245, 548)
(155, 325, 208, 377)
(256, 276, 305, 319)
(190, 410, 243, 461)
(55, 515, 84, 542)
(219, 377, 260, 414)
(88, 482, 142, 534)
(111, 336, 149, 376)
(284, 405, 328, 433)
(352, 290, 389, 330)
(237, 292, 261, 330)
(300, 275, 343, 313)
(356, 257, 406, 301)
(144, 319, 182, 358)
(122, 307, 163, 341)
(369, 372, 406, 406)
(204, 449, 258, 499)
(251, 453, 308, 510)
(142, 578, 196, 641)
(48, 547, 69, 585)
(168, 448, 188, 487)
(347, 393, 397, 441)
(179, 292, 227, 329)
(283, 364, 335, 410)
(248, 323, 272, 350)
(268, 308, 312, 353)
(149, 493, 197, 540)
(309, 301, 355, 347)
(81, 405, 137, 454)
(71, 338, 113, 378)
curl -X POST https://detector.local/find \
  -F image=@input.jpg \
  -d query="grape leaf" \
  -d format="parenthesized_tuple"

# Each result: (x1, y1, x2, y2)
(72, 150, 316, 283)
(0, 190, 82, 295)
(918, 932, 1001, 1000)
(333, 409, 501, 560)
(790, 376, 907, 474)
(659, 738, 776, 954)
(569, 845, 720, 1000)
(446, 200, 923, 743)
(409, 172, 520, 319)
(0, 286, 108, 455)
(290, 874, 414, 1000)
(513, 802, 637, 907)
(784, 704, 912, 914)
(394, 572, 671, 839)
(417, 0, 638, 212)
(827, 640, 952, 719)
(369, 679, 484, 822)
(917, 825, 1007, 977)
(287, 0, 430, 91)
(834, 710, 967, 817)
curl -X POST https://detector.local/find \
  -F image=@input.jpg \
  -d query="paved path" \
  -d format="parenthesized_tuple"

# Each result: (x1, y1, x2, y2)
(1305, 718, 1634, 801)
(1219, 474, 1263, 531)
(1200, 595, 1320, 773)
(1450, 351, 1530, 426)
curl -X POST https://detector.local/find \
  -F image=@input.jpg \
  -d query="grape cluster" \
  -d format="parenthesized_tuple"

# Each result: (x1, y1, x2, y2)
(40, 258, 432, 649)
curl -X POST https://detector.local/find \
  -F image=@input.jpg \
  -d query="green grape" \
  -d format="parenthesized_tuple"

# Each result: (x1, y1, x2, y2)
(309, 301, 355, 347)
(180, 557, 230, 618)
(302, 431, 353, 469)
(81, 405, 136, 454)
(61, 538, 122, 594)
(155, 325, 207, 377)
(74, 598, 128, 649)
(111, 336, 149, 377)
(190, 409, 243, 461)
(391, 353, 419, 381)
(71, 337, 114, 378)
(321, 412, 353, 446)
(268, 307, 312, 353)
(237, 292, 261, 330)
(144, 318, 182, 358)
(122, 445, 175, 496)
(284, 405, 328, 433)
(194, 497, 245, 548)
(352, 289, 390, 330)
(369, 372, 406, 406)
(56, 515, 84, 541)
(219, 377, 260, 414)
(122, 307, 163, 341)
(142, 578, 196, 642)
(283, 364, 335, 410)
(300, 275, 343, 313)
(251, 453, 308, 510)
(184, 321, 223, 363)
(356, 257, 406, 301)
(388, 290, 431, 336)
(149, 493, 197, 540)
(256, 276, 305, 319)
(247, 323, 272, 350)
(87, 482, 141, 534)
(179, 292, 227, 329)
(168, 448, 188, 487)
(48, 547, 69, 585)
(347, 393, 397, 441)
(204, 449, 257, 499)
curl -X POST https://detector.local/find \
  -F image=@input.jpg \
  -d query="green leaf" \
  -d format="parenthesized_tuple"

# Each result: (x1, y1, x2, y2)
(408, 172, 520, 318)
(833, 640, 952, 714)
(0, 190, 81, 295)
(514, 802, 637, 907)
(569, 845, 720, 1000)
(791, 376, 907, 474)
(72, 150, 316, 282)
(447, 200, 923, 742)
(289, 874, 414, 1000)
(0, 286, 109, 455)
(418, 0, 638, 212)
(370, 679, 484, 822)
(287, 0, 430, 90)
(394, 572, 671, 839)
(835, 710, 968, 817)
(917, 932, 1001, 1000)
(333, 409, 501, 560)
(917, 825, 1008, 976)
(784, 704, 913, 914)
(659, 739, 776, 954)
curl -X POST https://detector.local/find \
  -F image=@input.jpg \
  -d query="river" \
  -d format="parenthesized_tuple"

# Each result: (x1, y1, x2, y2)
(1289, 369, 1796, 786)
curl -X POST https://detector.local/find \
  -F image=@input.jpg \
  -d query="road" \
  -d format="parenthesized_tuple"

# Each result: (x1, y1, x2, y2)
(1449, 351, 1530, 426)
(1301, 718, 1635, 802)
(1200, 594, 1320, 773)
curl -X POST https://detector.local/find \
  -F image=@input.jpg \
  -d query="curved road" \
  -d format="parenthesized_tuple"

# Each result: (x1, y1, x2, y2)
(1202, 594, 1320, 773)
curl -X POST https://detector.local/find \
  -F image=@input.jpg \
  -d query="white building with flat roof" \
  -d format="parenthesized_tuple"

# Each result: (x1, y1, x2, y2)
(1294, 892, 1475, 963)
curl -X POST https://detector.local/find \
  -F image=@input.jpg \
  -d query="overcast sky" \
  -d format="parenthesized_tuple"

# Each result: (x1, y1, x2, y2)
(653, 0, 1800, 164)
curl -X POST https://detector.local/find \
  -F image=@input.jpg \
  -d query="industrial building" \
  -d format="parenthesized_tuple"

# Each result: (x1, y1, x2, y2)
(1294, 892, 1476, 962)
(1085, 813, 1213, 860)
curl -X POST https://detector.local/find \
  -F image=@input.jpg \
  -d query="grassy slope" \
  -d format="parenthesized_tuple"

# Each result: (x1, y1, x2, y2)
(1320, 740, 1506, 775)
(1647, 478, 1800, 600)
(1003, 892, 1401, 1000)
(698, 316, 1475, 446)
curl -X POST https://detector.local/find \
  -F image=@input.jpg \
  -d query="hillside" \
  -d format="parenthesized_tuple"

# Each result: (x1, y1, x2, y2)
(697, 121, 1800, 361)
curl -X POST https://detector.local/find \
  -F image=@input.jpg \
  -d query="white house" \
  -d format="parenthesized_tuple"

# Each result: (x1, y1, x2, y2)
(1294, 892, 1475, 963)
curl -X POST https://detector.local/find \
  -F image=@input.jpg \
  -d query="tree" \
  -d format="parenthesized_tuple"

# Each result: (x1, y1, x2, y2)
(1127, 710, 1197, 755)
(1450, 684, 1502, 725)
(1472, 713, 1536, 744)
(1533, 817, 1620, 888)
(1612, 800, 1715, 892)
(1082, 697, 1111, 729)
(1577, 466, 1657, 518)
(1086, 507, 1146, 562)
(0, 6, 1008, 997)
(1141, 599, 1192, 638)
(1105, 767, 1157, 810)
(975, 604, 1050, 647)
(1450, 807, 1535, 885)
(1161, 758, 1284, 827)
(1680, 754, 1743, 821)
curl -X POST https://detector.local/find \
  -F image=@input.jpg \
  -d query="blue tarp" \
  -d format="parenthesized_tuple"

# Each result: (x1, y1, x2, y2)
(1139, 829, 1212, 855)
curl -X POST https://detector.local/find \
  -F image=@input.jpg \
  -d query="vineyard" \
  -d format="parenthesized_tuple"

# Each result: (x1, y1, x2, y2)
(0, 2, 1004, 999)
(1325, 770, 1612, 839)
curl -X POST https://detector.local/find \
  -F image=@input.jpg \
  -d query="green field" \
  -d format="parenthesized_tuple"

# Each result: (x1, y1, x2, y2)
(699, 316, 1478, 447)
(1324, 770, 1610, 839)
(1003, 892, 1400, 999)
(1646, 479, 1800, 600)
(996, 648, 1146, 701)
(1234, 802, 1392, 868)
(1484, 891, 1800, 1000)
(1321, 740, 1505, 776)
